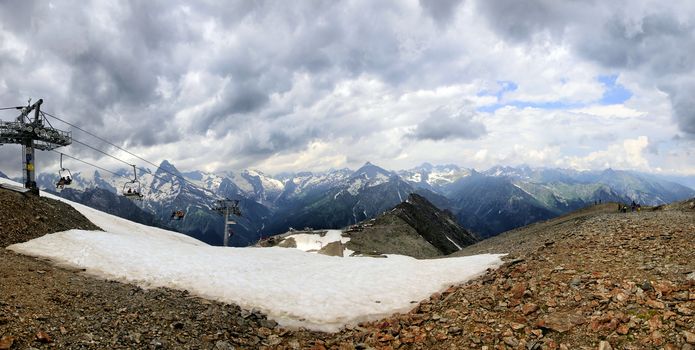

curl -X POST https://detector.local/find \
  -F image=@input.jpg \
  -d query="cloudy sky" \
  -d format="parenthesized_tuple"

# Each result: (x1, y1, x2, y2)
(1, 0, 695, 177)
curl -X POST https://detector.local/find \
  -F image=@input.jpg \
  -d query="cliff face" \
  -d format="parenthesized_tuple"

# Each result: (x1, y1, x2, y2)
(393, 193, 479, 254)
(345, 193, 479, 258)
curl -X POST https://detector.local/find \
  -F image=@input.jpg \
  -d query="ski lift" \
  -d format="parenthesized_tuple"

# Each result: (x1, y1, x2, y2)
(170, 210, 185, 220)
(230, 199, 241, 216)
(123, 164, 143, 199)
(55, 153, 73, 189)
(213, 199, 242, 217)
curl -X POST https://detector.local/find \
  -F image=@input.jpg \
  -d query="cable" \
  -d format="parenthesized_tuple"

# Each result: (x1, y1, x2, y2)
(71, 138, 135, 168)
(43, 110, 163, 169)
(67, 137, 218, 199)
(43, 110, 228, 200)
(0, 106, 22, 111)
(52, 151, 130, 179)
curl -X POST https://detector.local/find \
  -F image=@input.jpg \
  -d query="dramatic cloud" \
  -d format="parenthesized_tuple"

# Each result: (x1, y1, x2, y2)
(419, 0, 465, 25)
(0, 0, 694, 178)
(478, 0, 695, 138)
(409, 108, 486, 141)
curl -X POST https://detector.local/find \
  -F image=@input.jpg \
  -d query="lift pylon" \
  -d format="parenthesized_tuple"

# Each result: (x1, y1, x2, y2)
(0, 99, 72, 193)
(213, 199, 242, 247)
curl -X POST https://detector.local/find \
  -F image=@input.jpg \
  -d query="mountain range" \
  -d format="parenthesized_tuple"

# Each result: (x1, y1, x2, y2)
(26, 161, 695, 245)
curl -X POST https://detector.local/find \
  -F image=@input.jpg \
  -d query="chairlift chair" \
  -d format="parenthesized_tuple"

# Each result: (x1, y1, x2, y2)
(123, 164, 143, 199)
(171, 210, 185, 220)
(55, 153, 73, 189)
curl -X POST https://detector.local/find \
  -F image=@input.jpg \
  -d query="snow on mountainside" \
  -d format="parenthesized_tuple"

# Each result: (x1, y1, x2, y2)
(278, 169, 352, 200)
(23, 161, 695, 245)
(399, 163, 474, 189)
(350, 162, 394, 187)
(218, 169, 284, 205)
(2, 177, 504, 332)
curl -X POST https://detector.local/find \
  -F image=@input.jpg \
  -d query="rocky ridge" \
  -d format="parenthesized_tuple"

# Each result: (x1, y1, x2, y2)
(345, 193, 478, 258)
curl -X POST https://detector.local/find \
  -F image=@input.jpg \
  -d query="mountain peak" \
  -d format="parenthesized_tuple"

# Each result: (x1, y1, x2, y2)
(352, 162, 391, 179)
(350, 192, 478, 257)
(156, 160, 182, 178)
(419, 162, 434, 171)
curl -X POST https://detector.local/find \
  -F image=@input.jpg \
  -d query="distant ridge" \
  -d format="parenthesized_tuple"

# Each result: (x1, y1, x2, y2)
(345, 193, 478, 258)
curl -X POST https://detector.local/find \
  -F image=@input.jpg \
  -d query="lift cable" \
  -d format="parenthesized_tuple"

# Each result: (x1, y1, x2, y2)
(53, 150, 195, 199)
(70, 138, 135, 168)
(42, 112, 226, 199)
(44, 111, 175, 172)
(52, 151, 131, 180)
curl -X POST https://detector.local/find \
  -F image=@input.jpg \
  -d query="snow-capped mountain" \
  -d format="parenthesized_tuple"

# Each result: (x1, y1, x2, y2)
(399, 163, 474, 188)
(224, 169, 285, 205)
(482, 166, 693, 208)
(275, 169, 353, 204)
(34, 161, 269, 246)
(25, 161, 695, 245)
(399, 163, 476, 194)
(265, 162, 441, 234)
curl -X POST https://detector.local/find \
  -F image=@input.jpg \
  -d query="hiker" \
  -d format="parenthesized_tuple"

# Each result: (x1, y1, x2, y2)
(631, 200, 637, 212)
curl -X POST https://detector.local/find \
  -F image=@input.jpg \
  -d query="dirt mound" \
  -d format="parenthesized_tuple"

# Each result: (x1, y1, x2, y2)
(655, 197, 695, 212)
(0, 189, 101, 247)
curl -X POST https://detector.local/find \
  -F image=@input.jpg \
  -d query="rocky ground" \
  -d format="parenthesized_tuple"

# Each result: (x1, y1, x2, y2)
(1, 189, 694, 349)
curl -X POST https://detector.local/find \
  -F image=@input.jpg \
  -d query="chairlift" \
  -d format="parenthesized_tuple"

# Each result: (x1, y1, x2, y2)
(55, 153, 73, 189)
(230, 199, 241, 216)
(213, 199, 242, 217)
(170, 210, 185, 220)
(123, 164, 143, 199)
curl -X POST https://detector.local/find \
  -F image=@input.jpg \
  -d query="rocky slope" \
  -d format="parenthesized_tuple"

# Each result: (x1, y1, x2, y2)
(2, 189, 693, 349)
(0, 188, 101, 246)
(346, 193, 478, 258)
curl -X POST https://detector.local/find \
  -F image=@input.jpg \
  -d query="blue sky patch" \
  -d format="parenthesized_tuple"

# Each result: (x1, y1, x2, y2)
(598, 74, 632, 105)
(478, 75, 632, 112)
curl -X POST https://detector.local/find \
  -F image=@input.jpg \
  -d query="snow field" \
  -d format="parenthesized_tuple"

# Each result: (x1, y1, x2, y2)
(3, 178, 504, 332)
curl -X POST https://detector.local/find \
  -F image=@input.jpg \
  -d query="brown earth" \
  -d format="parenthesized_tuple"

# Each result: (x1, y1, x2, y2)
(2, 190, 694, 349)
(0, 189, 101, 247)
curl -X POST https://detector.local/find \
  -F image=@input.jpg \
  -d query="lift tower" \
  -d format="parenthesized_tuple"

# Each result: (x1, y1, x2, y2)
(213, 199, 242, 247)
(0, 99, 72, 193)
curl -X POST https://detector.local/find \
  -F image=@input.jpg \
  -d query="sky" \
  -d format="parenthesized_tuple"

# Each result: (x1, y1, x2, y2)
(1, 0, 695, 177)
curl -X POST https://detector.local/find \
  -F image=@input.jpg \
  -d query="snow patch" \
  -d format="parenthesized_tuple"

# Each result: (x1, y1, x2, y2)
(285, 230, 349, 252)
(347, 178, 363, 195)
(445, 235, 463, 250)
(2, 177, 504, 332)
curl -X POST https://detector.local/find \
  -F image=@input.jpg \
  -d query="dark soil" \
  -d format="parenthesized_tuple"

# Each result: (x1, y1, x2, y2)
(0, 189, 101, 247)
